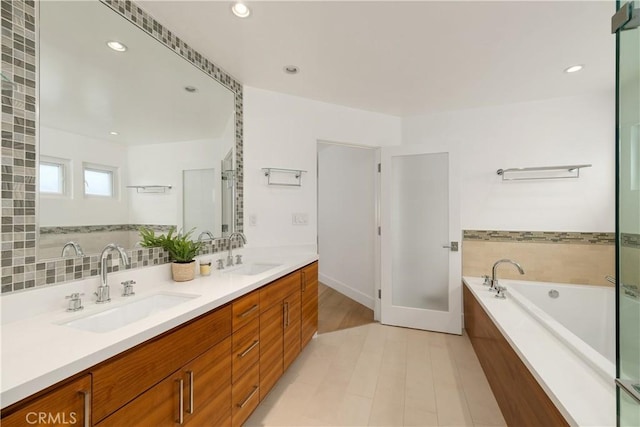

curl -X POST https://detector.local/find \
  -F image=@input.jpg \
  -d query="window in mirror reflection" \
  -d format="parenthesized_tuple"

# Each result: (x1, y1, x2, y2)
(39, 156, 68, 196)
(84, 164, 116, 198)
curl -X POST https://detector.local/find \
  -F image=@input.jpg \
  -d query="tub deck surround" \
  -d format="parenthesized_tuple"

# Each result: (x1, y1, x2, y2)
(0, 247, 318, 409)
(463, 277, 615, 427)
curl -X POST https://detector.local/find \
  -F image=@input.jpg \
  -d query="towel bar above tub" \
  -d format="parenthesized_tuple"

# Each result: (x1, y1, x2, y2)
(496, 164, 592, 181)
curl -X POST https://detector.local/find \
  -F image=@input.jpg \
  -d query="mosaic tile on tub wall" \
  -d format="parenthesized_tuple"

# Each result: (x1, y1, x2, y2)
(1, 0, 243, 293)
(463, 230, 615, 245)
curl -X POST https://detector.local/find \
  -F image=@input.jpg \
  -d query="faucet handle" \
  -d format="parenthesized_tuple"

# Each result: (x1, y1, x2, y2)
(481, 275, 491, 286)
(216, 259, 225, 270)
(65, 293, 84, 312)
(235, 254, 243, 265)
(494, 285, 507, 299)
(121, 280, 136, 297)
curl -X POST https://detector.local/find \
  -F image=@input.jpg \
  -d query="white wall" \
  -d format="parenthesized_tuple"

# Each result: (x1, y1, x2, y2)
(402, 91, 615, 232)
(39, 126, 129, 226)
(318, 143, 377, 308)
(242, 86, 402, 248)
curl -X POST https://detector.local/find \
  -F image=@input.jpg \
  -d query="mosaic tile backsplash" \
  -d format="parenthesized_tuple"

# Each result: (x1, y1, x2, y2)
(1, 0, 243, 293)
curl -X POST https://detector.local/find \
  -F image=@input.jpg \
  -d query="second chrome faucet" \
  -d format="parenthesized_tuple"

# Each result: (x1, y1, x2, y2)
(97, 243, 130, 304)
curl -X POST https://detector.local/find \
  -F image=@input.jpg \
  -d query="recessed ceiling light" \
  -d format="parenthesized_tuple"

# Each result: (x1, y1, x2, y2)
(184, 86, 198, 93)
(106, 41, 128, 52)
(231, 2, 251, 18)
(283, 65, 300, 75)
(109, 131, 119, 136)
(564, 64, 584, 73)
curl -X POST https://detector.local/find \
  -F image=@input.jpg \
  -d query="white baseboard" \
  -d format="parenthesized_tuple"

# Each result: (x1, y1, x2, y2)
(319, 273, 375, 310)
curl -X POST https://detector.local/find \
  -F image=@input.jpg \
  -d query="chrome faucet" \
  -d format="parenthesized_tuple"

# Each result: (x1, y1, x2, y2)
(97, 244, 130, 304)
(197, 230, 215, 242)
(226, 232, 247, 266)
(491, 259, 525, 299)
(61, 241, 84, 257)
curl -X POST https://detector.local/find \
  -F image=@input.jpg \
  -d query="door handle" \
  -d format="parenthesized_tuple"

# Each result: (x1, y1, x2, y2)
(442, 242, 458, 252)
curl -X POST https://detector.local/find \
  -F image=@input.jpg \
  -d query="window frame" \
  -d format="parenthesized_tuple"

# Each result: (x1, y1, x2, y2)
(39, 156, 70, 198)
(82, 162, 118, 199)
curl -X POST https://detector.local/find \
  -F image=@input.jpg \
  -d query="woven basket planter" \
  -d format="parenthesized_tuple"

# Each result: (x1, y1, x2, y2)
(171, 261, 196, 282)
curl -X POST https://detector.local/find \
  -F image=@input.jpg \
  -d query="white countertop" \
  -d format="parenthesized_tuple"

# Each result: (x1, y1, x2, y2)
(0, 247, 318, 408)
(463, 276, 616, 427)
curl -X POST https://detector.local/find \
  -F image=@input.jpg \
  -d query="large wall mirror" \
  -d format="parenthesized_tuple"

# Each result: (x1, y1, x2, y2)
(37, 1, 241, 261)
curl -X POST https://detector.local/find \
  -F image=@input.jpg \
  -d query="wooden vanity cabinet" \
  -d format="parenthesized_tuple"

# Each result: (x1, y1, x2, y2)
(1, 375, 91, 427)
(91, 305, 231, 423)
(2, 261, 319, 427)
(300, 261, 318, 349)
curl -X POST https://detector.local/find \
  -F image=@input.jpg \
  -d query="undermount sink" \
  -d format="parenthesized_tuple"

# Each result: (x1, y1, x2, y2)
(224, 263, 282, 276)
(60, 292, 199, 333)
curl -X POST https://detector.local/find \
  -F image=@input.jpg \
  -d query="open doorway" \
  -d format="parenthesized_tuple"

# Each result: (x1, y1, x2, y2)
(317, 141, 379, 333)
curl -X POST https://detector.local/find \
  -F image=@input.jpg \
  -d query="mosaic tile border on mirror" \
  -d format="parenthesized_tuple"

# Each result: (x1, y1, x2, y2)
(0, 0, 243, 293)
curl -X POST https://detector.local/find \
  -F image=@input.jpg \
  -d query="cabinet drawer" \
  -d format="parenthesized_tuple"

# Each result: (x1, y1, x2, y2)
(2, 375, 91, 427)
(232, 290, 260, 333)
(260, 271, 300, 311)
(232, 363, 260, 427)
(232, 319, 260, 383)
(92, 304, 232, 423)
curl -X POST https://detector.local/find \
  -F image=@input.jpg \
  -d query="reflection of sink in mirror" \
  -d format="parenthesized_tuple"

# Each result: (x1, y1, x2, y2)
(60, 292, 199, 333)
(224, 263, 282, 276)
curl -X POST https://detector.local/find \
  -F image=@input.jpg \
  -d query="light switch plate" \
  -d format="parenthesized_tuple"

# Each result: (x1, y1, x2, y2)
(292, 213, 308, 225)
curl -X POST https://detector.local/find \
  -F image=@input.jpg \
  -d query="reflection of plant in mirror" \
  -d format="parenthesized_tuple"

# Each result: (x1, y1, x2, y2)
(139, 226, 202, 263)
(138, 227, 170, 249)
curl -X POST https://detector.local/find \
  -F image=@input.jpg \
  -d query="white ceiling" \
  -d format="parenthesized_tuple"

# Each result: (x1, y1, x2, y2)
(139, 0, 616, 117)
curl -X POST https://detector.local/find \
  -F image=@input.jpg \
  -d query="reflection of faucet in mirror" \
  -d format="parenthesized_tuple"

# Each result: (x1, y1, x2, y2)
(198, 231, 215, 242)
(61, 241, 84, 257)
(226, 232, 247, 267)
(97, 244, 130, 304)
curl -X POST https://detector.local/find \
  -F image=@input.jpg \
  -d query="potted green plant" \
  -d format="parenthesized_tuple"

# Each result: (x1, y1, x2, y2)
(139, 226, 202, 282)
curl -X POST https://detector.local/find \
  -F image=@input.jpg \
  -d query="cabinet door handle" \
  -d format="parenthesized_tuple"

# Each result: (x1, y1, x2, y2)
(239, 304, 258, 318)
(301, 271, 306, 292)
(283, 302, 289, 328)
(79, 390, 91, 427)
(238, 340, 260, 358)
(187, 370, 194, 414)
(237, 385, 259, 408)
(177, 378, 184, 425)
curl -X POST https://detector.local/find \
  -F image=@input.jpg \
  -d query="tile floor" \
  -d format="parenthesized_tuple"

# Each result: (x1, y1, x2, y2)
(245, 322, 506, 426)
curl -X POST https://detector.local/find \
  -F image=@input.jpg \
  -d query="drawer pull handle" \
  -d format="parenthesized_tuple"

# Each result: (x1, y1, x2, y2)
(238, 340, 260, 358)
(238, 304, 258, 318)
(237, 385, 259, 408)
(187, 370, 194, 414)
(177, 378, 184, 424)
(79, 390, 91, 427)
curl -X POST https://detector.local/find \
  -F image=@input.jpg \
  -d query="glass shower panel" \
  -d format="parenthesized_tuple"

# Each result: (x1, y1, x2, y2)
(391, 152, 449, 311)
(617, 0, 640, 423)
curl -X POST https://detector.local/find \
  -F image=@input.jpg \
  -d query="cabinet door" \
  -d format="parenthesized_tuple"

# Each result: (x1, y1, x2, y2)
(259, 302, 284, 401)
(97, 372, 183, 427)
(301, 261, 319, 348)
(283, 289, 301, 372)
(2, 375, 91, 427)
(183, 336, 232, 427)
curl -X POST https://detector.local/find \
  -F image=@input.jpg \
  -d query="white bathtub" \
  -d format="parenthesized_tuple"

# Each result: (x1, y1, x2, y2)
(506, 280, 616, 381)
(463, 276, 616, 426)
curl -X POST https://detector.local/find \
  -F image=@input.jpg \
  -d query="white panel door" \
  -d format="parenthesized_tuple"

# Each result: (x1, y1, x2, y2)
(380, 144, 461, 334)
